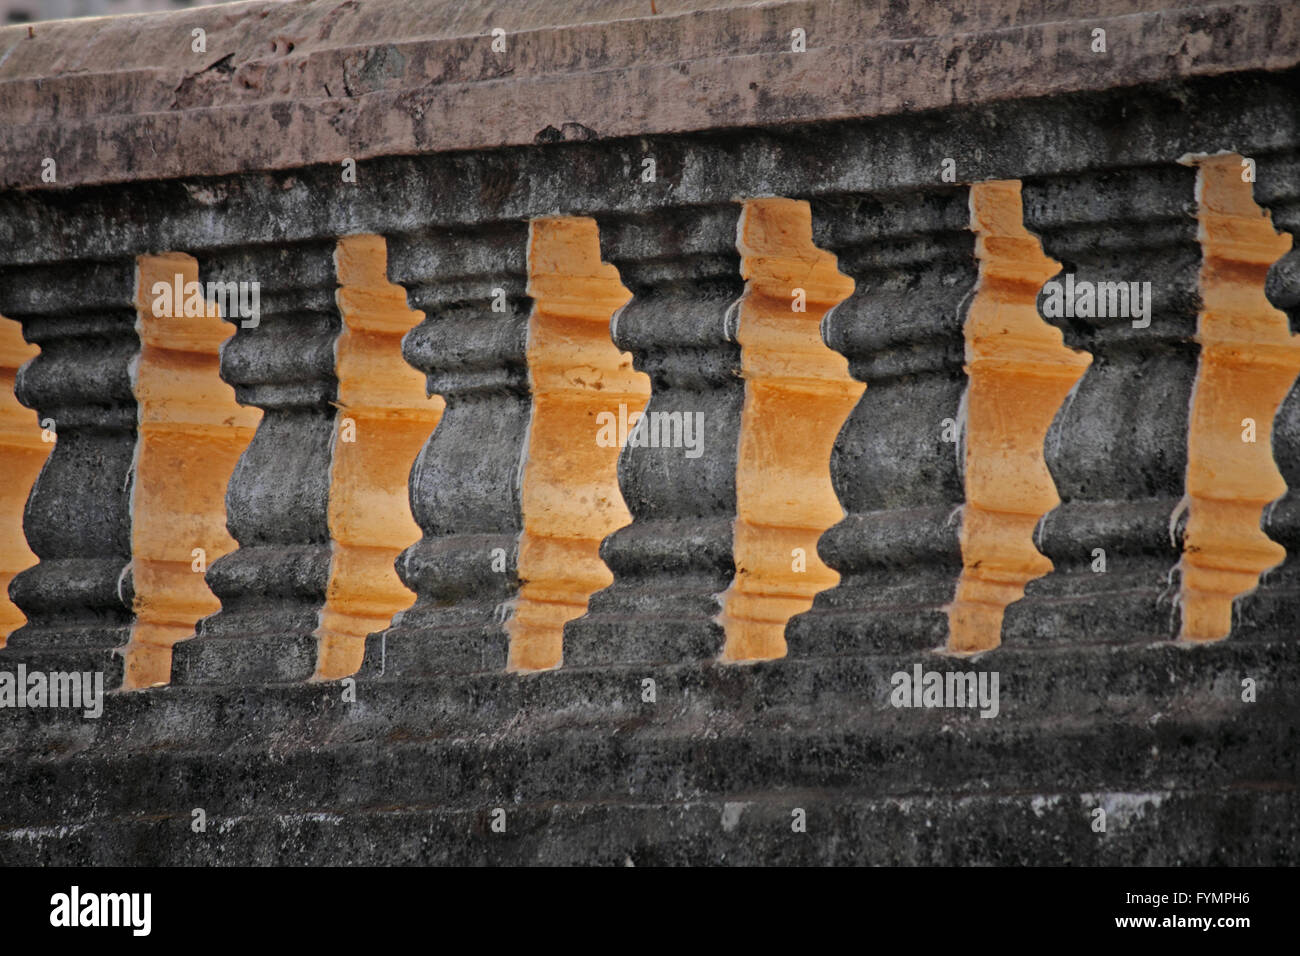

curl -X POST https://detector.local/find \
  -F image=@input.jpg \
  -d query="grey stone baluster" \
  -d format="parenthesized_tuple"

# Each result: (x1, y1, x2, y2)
(1237, 149, 1300, 638)
(784, 187, 976, 656)
(562, 203, 745, 665)
(1001, 164, 1202, 644)
(359, 221, 531, 678)
(170, 241, 340, 685)
(0, 259, 137, 685)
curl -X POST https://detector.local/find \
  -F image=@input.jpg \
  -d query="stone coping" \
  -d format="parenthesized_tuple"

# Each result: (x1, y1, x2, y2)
(1, 0, 1296, 190)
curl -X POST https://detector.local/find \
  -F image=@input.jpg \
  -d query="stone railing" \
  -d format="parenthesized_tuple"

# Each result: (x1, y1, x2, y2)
(0, 0, 1297, 865)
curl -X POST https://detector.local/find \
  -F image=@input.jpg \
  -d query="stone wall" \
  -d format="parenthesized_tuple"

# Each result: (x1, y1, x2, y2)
(0, 0, 1297, 865)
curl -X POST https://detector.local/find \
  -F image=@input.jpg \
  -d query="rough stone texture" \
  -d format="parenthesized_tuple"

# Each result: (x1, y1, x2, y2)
(786, 187, 976, 656)
(1, 637, 1296, 863)
(1001, 164, 1202, 644)
(2, 0, 1297, 190)
(1232, 150, 1300, 640)
(169, 241, 340, 686)
(0, 2, 1298, 866)
(0, 259, 137, 688)
(361, 221, 531, 678)
(2, 68, 1298, 261)
(564, 203, 745, 665)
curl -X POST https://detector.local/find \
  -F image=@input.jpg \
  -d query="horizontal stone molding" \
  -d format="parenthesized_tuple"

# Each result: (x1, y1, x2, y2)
(1, 1, 1297, 191)
(1, 68, 1298, 276)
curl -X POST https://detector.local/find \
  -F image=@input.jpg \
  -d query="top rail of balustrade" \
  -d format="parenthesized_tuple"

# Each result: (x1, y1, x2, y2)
(0, 0, 1296, 192)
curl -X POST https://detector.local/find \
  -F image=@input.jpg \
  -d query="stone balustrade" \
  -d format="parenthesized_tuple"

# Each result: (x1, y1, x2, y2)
(0, 0, 1297, 865)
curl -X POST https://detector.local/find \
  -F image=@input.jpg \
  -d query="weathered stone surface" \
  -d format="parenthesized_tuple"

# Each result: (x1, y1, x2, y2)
(1002, 164, 1202, 644)
(0, 259, 137, 687)
(8, 787, 1297, 866)
(1, 635, 1295, 862)
(358, 221, 531, 678)
(2, 68, 1299, 262)
(786, 187, 976, 655)
(170, 242, 340, 685)
(1, 2, 1298, 868)
(2, 1, 1297, 190)
(1236, 149, 1300, 638)
(563, 203, 744, 665)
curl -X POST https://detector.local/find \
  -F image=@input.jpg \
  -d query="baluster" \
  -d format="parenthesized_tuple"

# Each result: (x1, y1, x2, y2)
(563, 204, 745, 666)
(170, 242, 340, 685)
(949, 181, 1091, 652)
(1237, 149, 1300, 638)
(509, 217, 649, 671)
(123, 254, 260, 687)
(0, 260, 138, 683)
(718, 197, 859, 661)
(316, 235, 443, 680)
(1001, 164, 1202, 644)
(360, 222, 531, 678)
(785, 187, 975, 656)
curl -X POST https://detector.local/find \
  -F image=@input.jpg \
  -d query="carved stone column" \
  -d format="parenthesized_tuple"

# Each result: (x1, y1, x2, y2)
(122, 254, 261, 689)
(0, 259, 138, 683)
(170, 242, 340, 685)
(785, 187, 975, 656)
(359, 222, 531, 678)
(1001, 164, 1202, 644)
(1236, 149, 1300, 638)
(563, 204, 745, 666)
